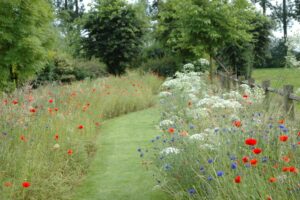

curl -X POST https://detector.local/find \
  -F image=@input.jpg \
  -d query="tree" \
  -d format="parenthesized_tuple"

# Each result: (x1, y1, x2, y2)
(0, 0, 55, 91)
(52, 0, 85, 57)
(175, 0, 253, 80)
(82, 0, 144, 75)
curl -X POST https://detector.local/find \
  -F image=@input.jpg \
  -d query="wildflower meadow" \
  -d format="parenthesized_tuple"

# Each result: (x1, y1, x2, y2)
(0, 72, 162, 199)
(140, 64, 300, 200)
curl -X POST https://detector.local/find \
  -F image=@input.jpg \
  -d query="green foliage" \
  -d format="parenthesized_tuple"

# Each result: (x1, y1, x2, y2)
(141, 56, 182, 77)
(33, 53, 107, 87)
(265, 38, 287, 68)
(83, 0, 145, 75)
(0, 0, 55, 90)
(73, 59, 108, 80)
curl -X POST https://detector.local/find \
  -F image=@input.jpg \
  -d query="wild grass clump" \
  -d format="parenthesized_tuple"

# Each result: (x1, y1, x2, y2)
(141, 64, 300, 200)
(0, 71, 163, 200)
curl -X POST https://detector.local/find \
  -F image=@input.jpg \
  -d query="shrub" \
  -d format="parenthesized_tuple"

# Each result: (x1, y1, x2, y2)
(33, 54, 107, 87)
(73, 59, 107, 80)
(141, 56, 182, 77)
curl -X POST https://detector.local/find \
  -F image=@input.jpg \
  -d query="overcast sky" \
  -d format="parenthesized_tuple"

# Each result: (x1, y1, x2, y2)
(82, 0, 300, 38)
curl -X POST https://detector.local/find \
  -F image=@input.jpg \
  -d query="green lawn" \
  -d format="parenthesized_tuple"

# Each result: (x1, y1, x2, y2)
(253, 68, 300, 115)
(252, 68, 300, 90)
(73, 107, 170, 200)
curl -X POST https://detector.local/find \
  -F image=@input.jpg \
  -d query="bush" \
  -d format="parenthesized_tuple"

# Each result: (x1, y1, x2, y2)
(73, 59, 107, 80)
(33, 53, 107, 87)
(141, 56, 182, 77)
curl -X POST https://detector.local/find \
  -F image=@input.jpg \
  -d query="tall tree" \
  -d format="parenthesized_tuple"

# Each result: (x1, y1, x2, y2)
(175, 0, 254, 80)
(0, 0, 55, 91)
(82, 0, 144, 75)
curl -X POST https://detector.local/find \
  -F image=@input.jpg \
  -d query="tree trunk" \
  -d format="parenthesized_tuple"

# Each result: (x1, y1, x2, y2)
(262, 0, 266, 15)
(64, 0, 68, 10)
(75, 0, 79, 16)
(283, 0, 287, 42)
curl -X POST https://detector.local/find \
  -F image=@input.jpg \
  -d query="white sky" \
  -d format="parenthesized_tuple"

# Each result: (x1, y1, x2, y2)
(83, 0, 300, 38)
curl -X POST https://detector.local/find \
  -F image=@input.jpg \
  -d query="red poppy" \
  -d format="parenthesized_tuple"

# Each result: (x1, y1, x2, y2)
(243, 94, 248, 99)
(289, 166, 298, 173)
(282, 167, 290, 172)
(250, 159, 258, 166)
(298, 141, 300, 145)
(245, 138, 257, 146)
(22, 181, 30, 188)
(4, 182, 12, 187)
(168, 128, 175, 134)
(20, 135, 26, 142)
(242, 156, 249, 163)
(267, 196, 272, 200)
(234, 176, 241, 183)
(78, 125, 84, 129)
(54, 134, 59, 141)
(279, 135, 288, 142)
(278, 119, 285, 124)
(12, 99, 18, 105)
(282, 156, 290, 163)
(29, 108, 36, 113)
(49, 99, 53, 103)
(67, 149, 73, 155)
(233, 120, 242, 127)
(54, 107, 59, 111)
(269, 177, 277, 183)
(252, 148, 262, 154)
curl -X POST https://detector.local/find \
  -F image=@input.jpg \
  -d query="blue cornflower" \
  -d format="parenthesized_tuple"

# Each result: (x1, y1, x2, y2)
(151, 139, 155, 143)
(207, 176, 213, 181)
(269, 124, 273, 128)
(262, 157, 268, 163)
(189, 124, 195, 129)
(163, 139, 167, 143)
(231, 162, 237, 170)
(217, 171, 224, 177)
(245, 163, 251, 168)
(208, 159, 214, 164)
(279, 124, 285, 129)
(282, 128, 288, 133)
(156, 136, 160, 140)
(230, 155, 237, 160)
(140, 153, 144, 157)
(200, 166, 205, 173)
(137, 148, 142, 152)
(170, 138, 175, 142)
(188, 188, 196, 195)
(164, 164, 171, 170)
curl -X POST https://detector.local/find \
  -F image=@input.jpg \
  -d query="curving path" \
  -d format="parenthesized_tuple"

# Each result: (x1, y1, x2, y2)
(73, 107, 170, 200)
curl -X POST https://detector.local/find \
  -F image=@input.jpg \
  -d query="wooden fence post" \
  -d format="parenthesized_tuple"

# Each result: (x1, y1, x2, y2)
(283, 85, 295, 119)
(262, 80, 271, 110)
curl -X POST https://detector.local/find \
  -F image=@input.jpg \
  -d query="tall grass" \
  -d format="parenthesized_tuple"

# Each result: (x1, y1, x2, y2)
(0, 71, 163, 200)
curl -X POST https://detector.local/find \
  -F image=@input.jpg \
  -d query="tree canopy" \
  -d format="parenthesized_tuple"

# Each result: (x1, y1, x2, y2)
(0, 0, 55, 91)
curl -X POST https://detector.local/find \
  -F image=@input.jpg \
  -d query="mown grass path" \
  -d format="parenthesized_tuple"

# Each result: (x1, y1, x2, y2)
(74, 107, 169, 200)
